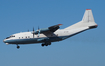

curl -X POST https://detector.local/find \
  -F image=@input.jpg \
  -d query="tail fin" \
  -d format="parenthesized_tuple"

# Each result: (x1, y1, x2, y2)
(65, 9, 98, 30)
(82, 9, 95, 22)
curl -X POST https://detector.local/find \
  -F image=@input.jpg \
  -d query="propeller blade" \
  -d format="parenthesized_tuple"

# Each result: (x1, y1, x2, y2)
(33, 33, 34, 38)
(38, 30, 40, 37)
(37, 26, 40, 37)
(33, 27, 35, 38)
(38, 26, 39, 30)
(33, 27, 34, 31)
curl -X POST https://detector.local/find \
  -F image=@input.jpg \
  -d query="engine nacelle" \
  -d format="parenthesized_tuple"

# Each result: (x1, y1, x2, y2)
(32, 28, 49, 34)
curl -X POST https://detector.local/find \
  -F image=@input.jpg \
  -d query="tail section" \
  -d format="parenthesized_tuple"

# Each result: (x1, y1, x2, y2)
(65, 9, 98, 30)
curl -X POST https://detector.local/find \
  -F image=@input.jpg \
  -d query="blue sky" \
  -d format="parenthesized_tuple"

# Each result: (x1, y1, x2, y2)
(0, 0, 105, 66)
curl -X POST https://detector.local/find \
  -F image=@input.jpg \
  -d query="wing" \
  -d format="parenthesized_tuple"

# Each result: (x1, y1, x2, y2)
(33, 24, 62, 34)
(48, 24, 62, 32)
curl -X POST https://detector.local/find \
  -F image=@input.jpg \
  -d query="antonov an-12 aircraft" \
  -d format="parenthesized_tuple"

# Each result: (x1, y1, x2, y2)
(3, 9, 98, 49)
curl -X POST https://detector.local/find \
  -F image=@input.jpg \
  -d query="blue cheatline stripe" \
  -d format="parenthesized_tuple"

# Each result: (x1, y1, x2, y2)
(5, 36, 68, 44)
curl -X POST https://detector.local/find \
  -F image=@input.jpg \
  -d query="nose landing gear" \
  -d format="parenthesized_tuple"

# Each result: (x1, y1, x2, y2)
(16, 44, 20, 49)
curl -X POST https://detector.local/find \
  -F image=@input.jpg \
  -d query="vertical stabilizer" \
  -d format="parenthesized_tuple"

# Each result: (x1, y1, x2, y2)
(82, 9, 95, 22)
(65, 9, 97, 30)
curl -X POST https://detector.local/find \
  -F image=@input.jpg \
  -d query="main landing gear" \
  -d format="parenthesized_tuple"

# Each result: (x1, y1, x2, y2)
(16, 44, 20, 49)
(41, 42, 51, 47)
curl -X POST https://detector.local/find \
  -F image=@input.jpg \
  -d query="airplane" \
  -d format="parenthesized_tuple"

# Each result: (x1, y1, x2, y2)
(3, 9, 98, 49)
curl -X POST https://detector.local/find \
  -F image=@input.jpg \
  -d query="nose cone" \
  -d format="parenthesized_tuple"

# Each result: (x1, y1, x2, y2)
(3, 39, 9, 45)
(3, 39, 6, 43)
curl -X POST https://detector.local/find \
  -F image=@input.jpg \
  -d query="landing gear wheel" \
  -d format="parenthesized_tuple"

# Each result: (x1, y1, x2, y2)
(41, 44, 44, 47)
(45, 44, 48, 46)
(49, 43, 51, 45)
(17, 46, 20, 49)
(41, 42, 51, 47)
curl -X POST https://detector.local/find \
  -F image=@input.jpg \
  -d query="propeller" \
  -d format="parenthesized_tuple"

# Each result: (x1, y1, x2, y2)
(33, 27, 35, 38)
(38, 26, 40, 30)
(32, 26, 41, 38)
(38, 26, 40, 37)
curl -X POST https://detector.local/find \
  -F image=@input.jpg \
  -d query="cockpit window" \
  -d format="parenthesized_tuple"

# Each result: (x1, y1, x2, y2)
(6, 35, 15, 39)
(10, 35, 15, 37)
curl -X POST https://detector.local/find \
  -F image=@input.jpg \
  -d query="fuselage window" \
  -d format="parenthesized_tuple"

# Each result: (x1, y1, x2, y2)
(37, 35, 39, 37)
(56, 34, 58, 36)
(28, 36, 30, 38)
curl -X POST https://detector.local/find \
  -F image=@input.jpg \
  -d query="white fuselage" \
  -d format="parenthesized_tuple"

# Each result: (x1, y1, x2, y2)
(3, 27, 89, 45)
